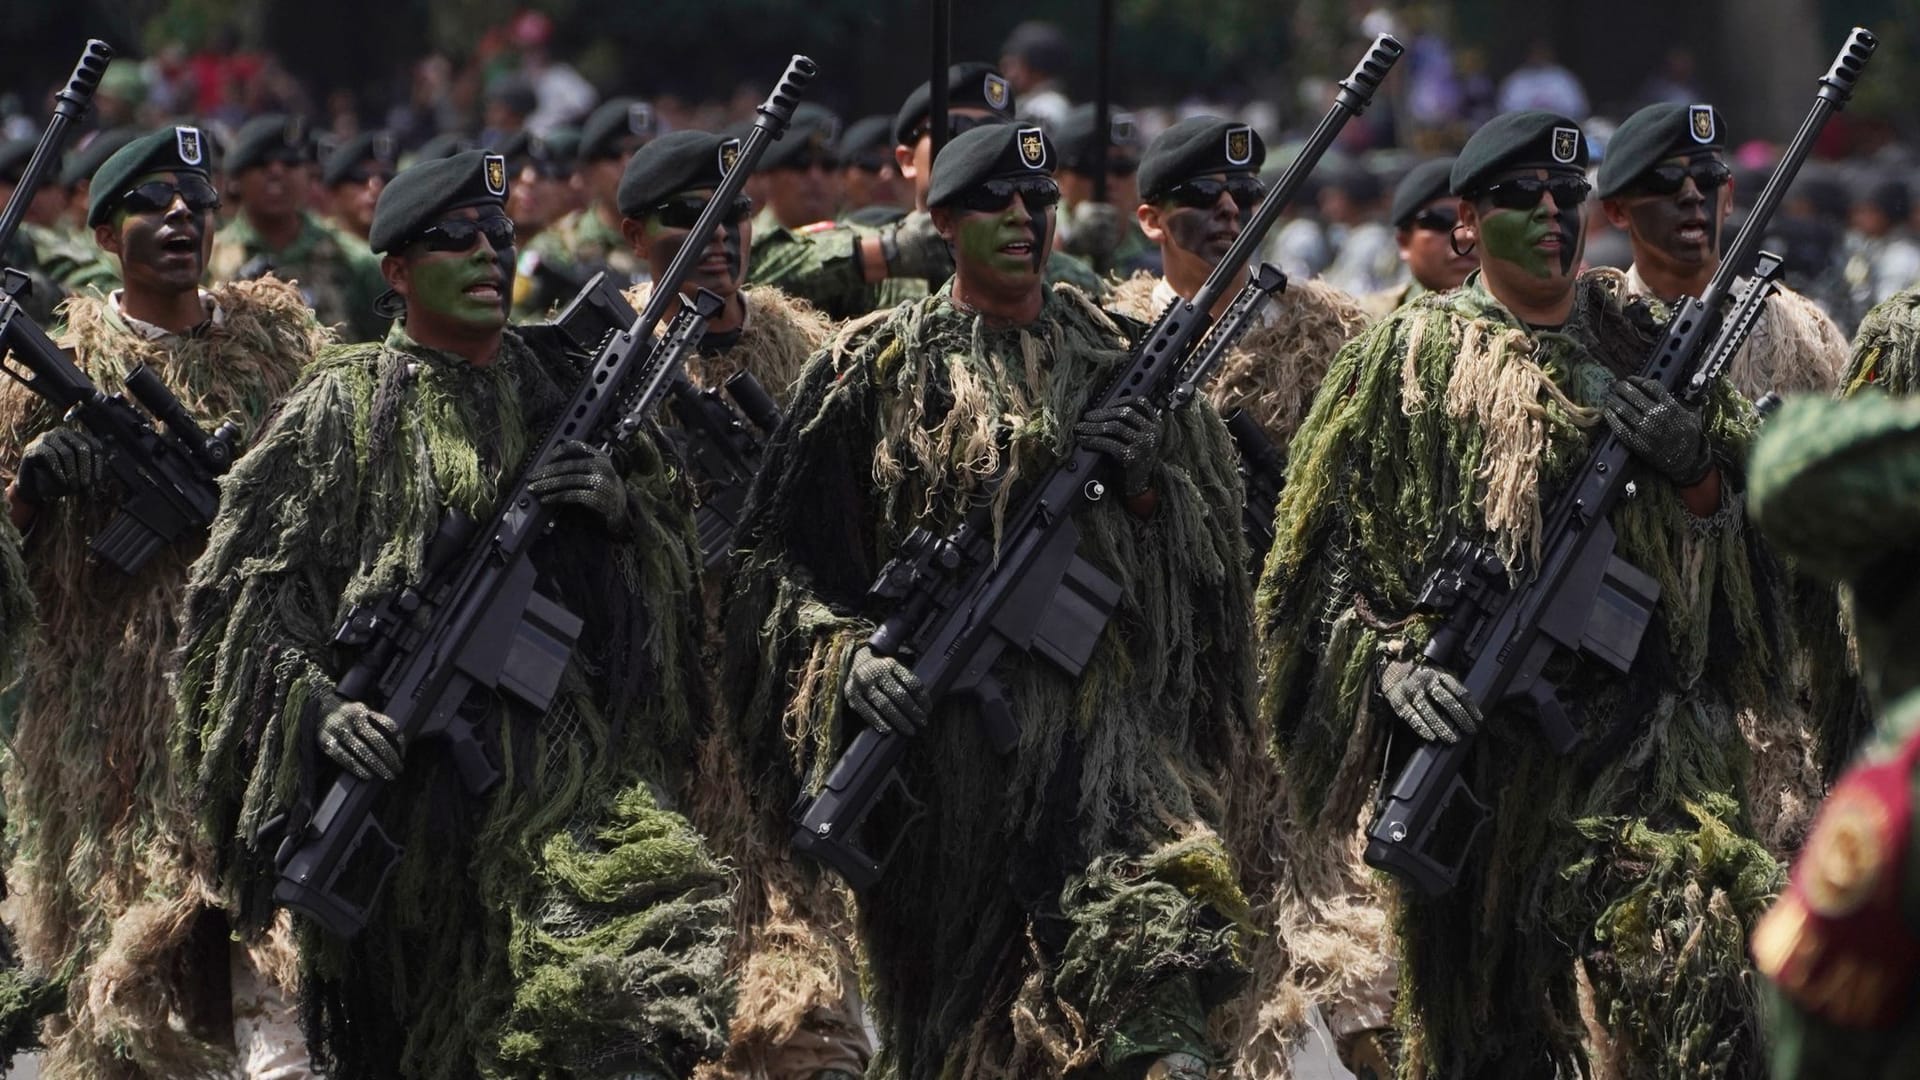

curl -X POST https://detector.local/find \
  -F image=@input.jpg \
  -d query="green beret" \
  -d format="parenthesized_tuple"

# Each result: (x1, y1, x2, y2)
(762, 104, 840, 171)
(837, 115, 894, 165)
(409, 132, 474, 165)
(1451, 111, 1587, 197)
(1390, 157, 1457, 227)
(63, 127, 142, 189)
(87, 125, 215, 227)
(0, 140, 34, 186)
(1138, 116, 1264, 203)
(581, 98, 656, 162)
(892, 62, 1016, 147)
(541, 127, 582, 168)
(369, 149, 510, 254)
(1595, 103, 1726, 199)
(321, 130, 399, 187)
(227, 113, 311, 173)
(1751, 394, 1920, 586)
(1054, 103, 1141, 174)
(616, 130, 740, 218)
(927, 123, 1054, 208)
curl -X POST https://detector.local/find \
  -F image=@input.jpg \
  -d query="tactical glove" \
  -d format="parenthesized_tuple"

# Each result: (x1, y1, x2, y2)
(1074, 400, 1162, 496)
(15, 426, 108, 508)
(1602, 375, 1713, 488)
(879, 211, 953, 281)
(842, 644, 931, 737)
(1379, 657, 1481, 744)
(526, 439, 631, 535)
(318, 694, 405, 781)
(1063, 201, 1124, 264)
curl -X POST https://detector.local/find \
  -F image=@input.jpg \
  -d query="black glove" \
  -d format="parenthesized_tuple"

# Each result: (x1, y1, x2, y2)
(842, 644, 931, 736)
(879, 211, 953, 281)
(526, 439, 631, 535)
(1602, 375, 1713, 488)
(318, 693, 405, 780)
(15, 426, 108, 508)
(1379, 657, 1481, 744)
(1074, 400, 1162, 496)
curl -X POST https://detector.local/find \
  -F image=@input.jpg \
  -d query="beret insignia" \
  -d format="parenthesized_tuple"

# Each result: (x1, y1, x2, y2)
(1690, 104, 1716, 144)
(1018, 127, 1047, 169)
(372, 133, 396, 162)
(484, 153, 508, 197)
(176, 126, 203, 167)
(984, 73, 1011, 112)
(1111, 111, 1137, 146)
(1225, 125, 1254, 166)
(1552, 126, 1580, 165)
(629, 102, 656, 137)
(719, 138, 742, 175)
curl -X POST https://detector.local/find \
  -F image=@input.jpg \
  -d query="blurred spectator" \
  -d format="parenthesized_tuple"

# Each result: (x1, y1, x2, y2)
(190, 30, 263, 124)
(510, 10, 598, 133)
(482, 73, 537, 147)
(1320, 165, 1401, 296)
(1455, 46, 1497, 126)
(1843, 175, 1920, 326)
(1638, 48, 1702, 108)
(387, 54, 461, 151)
(1002, 21, 1072, 128)
(1497, 39, 1589, 119)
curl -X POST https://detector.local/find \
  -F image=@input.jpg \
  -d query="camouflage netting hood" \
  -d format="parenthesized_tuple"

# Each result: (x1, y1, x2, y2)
(0, 279, 319, 1077)
(1252, 269, 1790, 1076)
(723, 282, 1259, 1076)
(621, 281, 829, 404)
(1105, 271, 1369, 451)
(1843, 286, 1920, 397)
(173, 322, 733, 1078)
(1623, 268, 1851, 402)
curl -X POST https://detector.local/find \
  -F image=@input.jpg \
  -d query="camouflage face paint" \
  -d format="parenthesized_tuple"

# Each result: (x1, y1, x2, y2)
(955, 208, 1041, 276)
(1478, 198, 1582, 280)
(410, 248, 508, 331)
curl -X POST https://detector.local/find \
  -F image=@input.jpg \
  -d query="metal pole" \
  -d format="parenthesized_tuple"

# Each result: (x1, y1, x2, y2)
(1092, 0, 1113, 204)
(929, 0, 951, 162)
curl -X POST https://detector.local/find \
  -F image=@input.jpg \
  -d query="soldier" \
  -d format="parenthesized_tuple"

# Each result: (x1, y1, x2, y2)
(1320, 164, 1402, 299)
(1053, 103, 1157, 276)
(728, 121, 1256, 1079)
(1362, 156, 1476, 317)
(1842, 176, 1920, 331)
(1746, 392, 1920, 1079)
(1599, 104, 1850, 400)
(753, 105, 842, 235)
(499, 128, 583, 320)
(318, 129, 399, 242)
(746, 61, 1103, 320)
(207, 113, 389, 342)
(1599, 102, 1860, 835)
(1842, 286, 1920, 395)
(535, 96, 655, 289)
(1256, 112, 1786, 1077)
(58, 127, 140, 244)
(0, 139, 81, 324)
(835, 114, 908, 226)
(173, 150, 735, 1079)
(612, 128, 859, 1079)
(0, 125, 321, 1077)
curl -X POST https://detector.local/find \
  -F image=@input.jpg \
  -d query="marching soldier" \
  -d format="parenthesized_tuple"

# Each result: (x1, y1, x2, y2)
(318, 129, 399, 242)
(1363, 156, 1477, 316)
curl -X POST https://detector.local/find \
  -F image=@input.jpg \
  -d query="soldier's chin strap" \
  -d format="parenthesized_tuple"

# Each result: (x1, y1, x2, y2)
(372, 289, 406, 320)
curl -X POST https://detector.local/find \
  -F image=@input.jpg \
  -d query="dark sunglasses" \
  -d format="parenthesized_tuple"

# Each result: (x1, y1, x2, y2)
(847, 152, 892, 173)
(650, 194, 754, 230)
(339, 166, 394, 186)
(947, 177, 1061, 215)
(1410, 207, 1457, 232)
(1631, 159, 1733, 197)
(911, 112, 1003, 143)
(1481, 175, 1591, 211)
(257, 149, 308, 169)
(121, 176, 222, 215)
(411, 214, 516, 253)
(1163, 176, 1265, 211)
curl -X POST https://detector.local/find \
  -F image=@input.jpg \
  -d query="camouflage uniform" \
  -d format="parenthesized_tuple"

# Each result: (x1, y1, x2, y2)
(207, 211, 389, 342)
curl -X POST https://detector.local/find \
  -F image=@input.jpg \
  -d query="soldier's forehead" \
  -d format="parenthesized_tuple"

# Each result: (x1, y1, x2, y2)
(1656, 148, 1724, 166)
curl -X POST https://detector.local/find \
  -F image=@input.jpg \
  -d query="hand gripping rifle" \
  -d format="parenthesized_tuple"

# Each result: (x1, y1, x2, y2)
(791, 37, 1405, 890)
(0, 42, 242, 574)
(270, 56, 817, 938)
(551, 273, 786, 570)
(1362, 29, 1877, 898)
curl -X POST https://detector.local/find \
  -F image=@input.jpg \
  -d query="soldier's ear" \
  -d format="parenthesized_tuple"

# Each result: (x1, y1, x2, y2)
(618, 215, 648, 257)
(930, 207, 957, 243)
(894, 143, 916, 181)
(1137, 202, 1165, 245)
(1599, 197, 1634, 232)
(379, 253, 410, 296)
(94, 222, 123, 258)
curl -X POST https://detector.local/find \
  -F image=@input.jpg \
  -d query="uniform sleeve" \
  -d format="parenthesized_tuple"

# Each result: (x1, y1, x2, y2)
(745, 226, 878, 320)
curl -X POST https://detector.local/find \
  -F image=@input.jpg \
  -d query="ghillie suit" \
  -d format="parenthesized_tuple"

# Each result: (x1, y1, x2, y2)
(621, 281, 869, 1078)
(0, 281, 318, 1078)
(0, 517, 42, 1068)
(1843, 286, 1920, 398)
(726, 282, 1258, 1078)
(1108, 269, 1386, 1076)
(1256, 270, 1790, 1079)
(173, 322, 734, 1079)
(1626, 268, 1863, 846)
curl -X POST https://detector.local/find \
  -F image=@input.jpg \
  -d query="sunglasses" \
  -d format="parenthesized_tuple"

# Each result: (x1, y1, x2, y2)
(912, 112, 1004, 144)
(1163, 176, 1265, 212)
(650, 194, 754, 230)
(411, 214, 516, 253)
(1631, 159, 1733, 197)
(339, 167, 394, 187)
(1410, 207, 1457, 232)
(1481, 175, 1591, 211)
(121, 176, 222, 215)
(256, 149, 308, 170)
(947, 177, 1061, 215)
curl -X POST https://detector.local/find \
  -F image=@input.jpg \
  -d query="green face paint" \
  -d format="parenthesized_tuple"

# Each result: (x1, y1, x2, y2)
(410, 250, 507, 330)
(1477, 205, 1557, 279)
(954, 207, 1047, 277)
